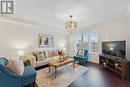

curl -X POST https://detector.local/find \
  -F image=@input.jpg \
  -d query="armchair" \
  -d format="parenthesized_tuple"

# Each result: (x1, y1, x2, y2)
(0, 58, 37, 87)
(73, 49, 89, 65)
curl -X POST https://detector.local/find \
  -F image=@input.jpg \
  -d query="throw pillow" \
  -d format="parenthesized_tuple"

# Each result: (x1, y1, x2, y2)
(78, 50, 84, 56)
(32, 51, 45, 61)
(43, 51, 47, 58)
(6, 59, 24, 75)
(37, 52, 44, 61)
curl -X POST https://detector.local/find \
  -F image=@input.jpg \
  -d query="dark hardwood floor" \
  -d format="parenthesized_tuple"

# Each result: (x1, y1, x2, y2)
(26, 62, 130, 87)
(68, 62, 130, 87)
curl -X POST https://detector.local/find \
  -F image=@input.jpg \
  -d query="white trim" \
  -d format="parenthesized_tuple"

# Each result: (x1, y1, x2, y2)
(89, 52, 99, 55)
(0, 16, 69, 34)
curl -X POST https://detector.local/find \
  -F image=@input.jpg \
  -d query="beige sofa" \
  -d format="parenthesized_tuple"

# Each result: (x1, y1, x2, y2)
(31, 50, 58, 68)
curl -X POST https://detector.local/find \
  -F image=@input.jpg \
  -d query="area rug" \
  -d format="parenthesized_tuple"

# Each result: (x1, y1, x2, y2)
(36, 64, 89, 87)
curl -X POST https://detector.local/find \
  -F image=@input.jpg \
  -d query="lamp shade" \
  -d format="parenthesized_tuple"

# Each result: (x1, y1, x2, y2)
(18, 50, 24, 57)
(63, 47, 66, 51)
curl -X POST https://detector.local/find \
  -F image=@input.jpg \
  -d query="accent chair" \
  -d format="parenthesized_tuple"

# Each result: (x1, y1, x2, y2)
(73, 49, 89, 65)
(0, 58, 37, 87)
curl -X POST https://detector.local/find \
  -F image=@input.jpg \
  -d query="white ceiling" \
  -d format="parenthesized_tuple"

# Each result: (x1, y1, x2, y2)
(6, 0, 130, 31)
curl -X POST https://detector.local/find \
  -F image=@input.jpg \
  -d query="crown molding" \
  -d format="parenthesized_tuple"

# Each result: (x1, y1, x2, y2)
(0, 16, 69, 34)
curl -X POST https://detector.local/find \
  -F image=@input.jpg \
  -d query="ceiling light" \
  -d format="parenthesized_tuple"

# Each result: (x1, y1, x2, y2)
(65, 15, 77, 32)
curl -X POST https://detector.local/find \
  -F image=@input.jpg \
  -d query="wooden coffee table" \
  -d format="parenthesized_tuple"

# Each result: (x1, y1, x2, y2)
(48, 57, 75, 78)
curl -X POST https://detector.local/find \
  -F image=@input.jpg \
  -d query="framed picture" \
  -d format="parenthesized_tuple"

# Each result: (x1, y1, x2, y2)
(38, 34, 54, 47)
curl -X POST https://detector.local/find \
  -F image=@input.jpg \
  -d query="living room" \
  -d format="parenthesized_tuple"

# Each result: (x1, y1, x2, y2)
(0, 0, 130, 87)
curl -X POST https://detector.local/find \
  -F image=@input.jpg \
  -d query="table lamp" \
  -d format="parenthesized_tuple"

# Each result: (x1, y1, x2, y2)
(18, 50, 24, 59)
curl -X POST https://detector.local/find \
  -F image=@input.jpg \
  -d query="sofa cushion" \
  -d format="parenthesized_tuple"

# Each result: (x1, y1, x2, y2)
(23, 66, 36, 77)
(47, 50, 58, 57)
(35, 57, 52, 67)
(23, 65, 36, 86)
(6, 59, 24, 75)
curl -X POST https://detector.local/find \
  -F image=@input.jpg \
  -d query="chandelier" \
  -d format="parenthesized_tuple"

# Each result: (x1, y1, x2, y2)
(65, 15, 77, 32)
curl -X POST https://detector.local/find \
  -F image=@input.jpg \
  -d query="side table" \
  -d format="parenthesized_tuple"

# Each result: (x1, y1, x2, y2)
(23, 59, 31, 66)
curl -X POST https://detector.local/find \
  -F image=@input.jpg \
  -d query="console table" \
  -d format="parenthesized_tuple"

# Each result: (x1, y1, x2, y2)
(99, 54, 130, 79)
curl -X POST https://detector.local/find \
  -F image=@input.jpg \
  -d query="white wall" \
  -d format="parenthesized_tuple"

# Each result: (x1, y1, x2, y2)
(69, 17, 129, 63)
(68, 34, 76, 57)
(0, 20, 68, 59)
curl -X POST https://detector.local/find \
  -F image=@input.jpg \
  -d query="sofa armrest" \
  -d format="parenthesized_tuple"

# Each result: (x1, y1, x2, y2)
(29, 55, 36, 67)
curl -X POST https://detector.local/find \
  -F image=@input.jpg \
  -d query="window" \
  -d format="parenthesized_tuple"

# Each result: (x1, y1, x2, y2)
(89, 32, 99, 52)
(75, 31, 99, 53)
(75, 34, 82, 49)
(83, 33, 89, 49)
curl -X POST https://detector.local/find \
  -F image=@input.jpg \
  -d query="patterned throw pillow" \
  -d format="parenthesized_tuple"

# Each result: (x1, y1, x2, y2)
(32, 51, 45, 61)
(37, 52, 44, 61)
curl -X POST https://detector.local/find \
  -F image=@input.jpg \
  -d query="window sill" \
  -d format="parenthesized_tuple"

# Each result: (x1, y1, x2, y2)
(89, 52, 99, 55)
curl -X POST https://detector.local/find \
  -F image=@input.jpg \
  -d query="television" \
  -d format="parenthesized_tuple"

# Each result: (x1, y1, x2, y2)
(102, 41, 126, 58)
